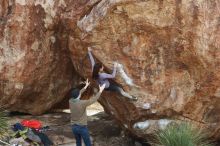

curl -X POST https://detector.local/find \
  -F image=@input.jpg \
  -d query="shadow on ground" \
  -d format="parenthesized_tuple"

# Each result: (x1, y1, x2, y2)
(9, 110, 151, 146)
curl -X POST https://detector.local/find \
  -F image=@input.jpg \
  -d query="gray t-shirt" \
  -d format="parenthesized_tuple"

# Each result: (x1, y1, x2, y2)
(69, 92, 101, 125)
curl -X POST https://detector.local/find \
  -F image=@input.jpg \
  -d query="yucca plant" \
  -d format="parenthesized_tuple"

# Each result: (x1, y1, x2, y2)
(0, 109, 11, 146)
(0, 109, 9, 138)
(150, 122, 214, 146)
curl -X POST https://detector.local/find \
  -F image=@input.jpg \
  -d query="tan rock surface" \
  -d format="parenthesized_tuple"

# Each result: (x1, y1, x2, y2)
(69, 0, 220, 138)
(1, 0, 220, 139)
(0, 0, 80, 114)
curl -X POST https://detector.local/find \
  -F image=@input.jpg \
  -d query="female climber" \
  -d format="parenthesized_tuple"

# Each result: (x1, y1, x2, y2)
(88, 47, 137, 101)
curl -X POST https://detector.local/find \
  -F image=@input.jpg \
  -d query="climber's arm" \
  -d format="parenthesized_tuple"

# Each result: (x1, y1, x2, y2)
(99, 62, 117, 79)
(79, 79, 90, 95)
(88, 47, 95, 71)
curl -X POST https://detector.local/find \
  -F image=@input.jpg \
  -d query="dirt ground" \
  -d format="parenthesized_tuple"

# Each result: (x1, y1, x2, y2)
(8, 102, 219, 146)
(8, 102, 146, 146)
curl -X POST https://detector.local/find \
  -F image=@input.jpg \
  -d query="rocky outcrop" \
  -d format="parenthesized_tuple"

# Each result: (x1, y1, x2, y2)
(1, 0, 220, 139)
(69, 0, 220, 139)
(0, 0, 80, 114)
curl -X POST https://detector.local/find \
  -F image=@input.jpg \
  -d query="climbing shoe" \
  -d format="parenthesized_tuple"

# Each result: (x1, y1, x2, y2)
(130, 96, 138, 101)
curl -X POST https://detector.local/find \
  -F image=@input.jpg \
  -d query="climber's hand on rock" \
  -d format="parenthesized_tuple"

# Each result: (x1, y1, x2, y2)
(88, 47, 92, 52)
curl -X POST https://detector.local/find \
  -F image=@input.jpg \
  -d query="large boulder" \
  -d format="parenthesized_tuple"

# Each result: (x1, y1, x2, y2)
(0, 0, 81, 114)
(0, 0, 220, 139)
(68, 0, 220, 139)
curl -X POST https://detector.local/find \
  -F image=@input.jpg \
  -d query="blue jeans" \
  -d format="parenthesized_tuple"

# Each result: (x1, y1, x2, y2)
(72, 124, 91, 146)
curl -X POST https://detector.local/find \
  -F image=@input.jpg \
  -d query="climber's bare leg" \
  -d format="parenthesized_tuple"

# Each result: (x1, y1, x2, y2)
(117, 87, 137, 101)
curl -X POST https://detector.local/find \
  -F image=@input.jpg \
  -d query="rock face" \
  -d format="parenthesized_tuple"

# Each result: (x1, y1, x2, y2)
(69, 0, 220, 139)
(1, 0, 220, 139)
(0, 0, 79, 114)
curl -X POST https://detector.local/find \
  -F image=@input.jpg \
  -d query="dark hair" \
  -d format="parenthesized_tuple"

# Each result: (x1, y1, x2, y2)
(92, 63, 102, 79)
(71, 83, 85, 99)
(71, 89, 80, 99)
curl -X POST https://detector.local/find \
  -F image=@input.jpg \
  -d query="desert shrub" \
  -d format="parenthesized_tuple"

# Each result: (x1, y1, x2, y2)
(150, 122, 213, 146)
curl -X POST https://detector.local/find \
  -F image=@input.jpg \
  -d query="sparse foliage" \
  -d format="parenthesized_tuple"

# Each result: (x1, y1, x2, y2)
(0, 109, 9, 138)
(150, 122, 214, 146)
